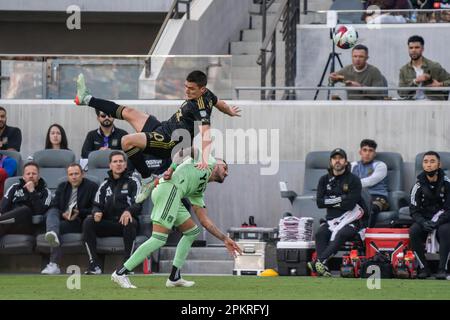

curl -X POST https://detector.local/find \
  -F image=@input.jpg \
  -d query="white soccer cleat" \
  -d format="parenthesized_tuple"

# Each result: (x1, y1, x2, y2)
(135, 174, 158, 204)
(45, 231, 60, 247)
(41, 262, 61, 275)
(166, 278, 195, 288)
(111, 271, 137, 289)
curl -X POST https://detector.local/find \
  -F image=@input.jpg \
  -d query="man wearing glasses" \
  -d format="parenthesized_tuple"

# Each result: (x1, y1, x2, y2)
(81, 109, 128, 160)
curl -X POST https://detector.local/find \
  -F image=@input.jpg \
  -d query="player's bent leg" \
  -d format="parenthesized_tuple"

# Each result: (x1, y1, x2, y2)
(123, 133, 155, 191)
(112, 223, 170, 289)
(121, 107, 150, 133)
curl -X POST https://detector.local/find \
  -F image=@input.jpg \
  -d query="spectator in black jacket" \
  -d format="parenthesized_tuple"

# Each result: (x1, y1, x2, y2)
(308, 148, 366, 277)
(81, 110, 128, 159)
(0, 162, 51, 236)
(41, 163, 99, 275)
(409, 151, 450, 280)
(0, 106, 22, 152)
(82, 151, 142, 274)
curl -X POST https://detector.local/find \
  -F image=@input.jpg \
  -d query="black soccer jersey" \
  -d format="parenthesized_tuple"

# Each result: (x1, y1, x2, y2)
(160, 89, 218, 139)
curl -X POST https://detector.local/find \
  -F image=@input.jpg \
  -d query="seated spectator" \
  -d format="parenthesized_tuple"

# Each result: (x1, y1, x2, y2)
(351, 139, 389, 227)
(329, 45, 387, 100)
(399, 35, 450, 100)
(0, 162, 51, 237)
(45, 123, 69, 150)
(362, 0, 410, 23)
(0, 153, 18, 200)
(409, 151, 450, 280)
(81, 110, 128, 159)
(41, 163, 98, 275)
(82, 151, 141, 274)
(308, 149, 367, 277)
(0, 106, 22, 152)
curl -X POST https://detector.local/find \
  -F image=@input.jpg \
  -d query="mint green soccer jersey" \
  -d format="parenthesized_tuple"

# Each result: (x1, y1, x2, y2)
(159, 154, 217, 207)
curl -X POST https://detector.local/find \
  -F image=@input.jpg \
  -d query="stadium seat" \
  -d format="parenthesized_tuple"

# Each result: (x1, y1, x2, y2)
(32, 149, 76, 191)
(87, 150, 115, 182)
(0, 150, 22, 176)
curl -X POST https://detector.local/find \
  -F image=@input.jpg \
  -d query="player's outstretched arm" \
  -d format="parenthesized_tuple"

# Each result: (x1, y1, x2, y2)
(215, 100, 241, 117)
(193, 205, 242, 257)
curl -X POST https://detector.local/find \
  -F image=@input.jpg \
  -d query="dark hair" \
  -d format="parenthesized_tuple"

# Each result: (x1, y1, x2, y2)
(352, 44, 368, 54)
(0, 106, 6, 114)
(109, 150, 126, 163)
(45, 123, 69, 150)
(23, 161, 39, 172)
(423, 151, 440, 160)
(360, 139, 377, 150)
(408, 35, 424, 46)
(186, 70, 207, 87)
(67, 162, 83, 172)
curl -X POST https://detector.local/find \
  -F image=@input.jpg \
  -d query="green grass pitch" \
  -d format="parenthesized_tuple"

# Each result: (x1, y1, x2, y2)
(0, 274, 449, 300)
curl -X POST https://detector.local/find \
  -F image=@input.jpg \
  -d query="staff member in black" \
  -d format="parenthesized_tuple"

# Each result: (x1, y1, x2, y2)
(82, 151, 142, 274)
(409, 151, 450, 280)
(308, 148, 366, 277)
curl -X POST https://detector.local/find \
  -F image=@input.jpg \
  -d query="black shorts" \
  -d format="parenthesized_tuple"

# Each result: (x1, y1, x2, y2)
(142, 126, 179, 159)
(141, 115, 161, 133)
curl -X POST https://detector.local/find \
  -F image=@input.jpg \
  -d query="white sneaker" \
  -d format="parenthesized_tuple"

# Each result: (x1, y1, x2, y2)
(111, 271, 137, 289)
(166, 278, 195, 288)
(45, 231, 60, 247)
(135, 175, 158, 204)
(41, 262, 61, 275)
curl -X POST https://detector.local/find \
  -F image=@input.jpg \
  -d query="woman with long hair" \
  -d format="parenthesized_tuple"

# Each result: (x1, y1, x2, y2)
(45, 123, 69, 150)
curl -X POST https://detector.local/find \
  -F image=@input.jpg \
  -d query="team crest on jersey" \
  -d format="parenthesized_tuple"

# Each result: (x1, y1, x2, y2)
(14, 189, 25, 198)
(106, 187, 113, 197)
(111, 139, 118, 147)
(200, 110, 207, 117)
(343, 184, 349, 192)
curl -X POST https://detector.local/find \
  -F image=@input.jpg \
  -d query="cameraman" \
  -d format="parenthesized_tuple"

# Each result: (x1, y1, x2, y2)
(409, 151, 450, 280)
(308, 148, 366, 277)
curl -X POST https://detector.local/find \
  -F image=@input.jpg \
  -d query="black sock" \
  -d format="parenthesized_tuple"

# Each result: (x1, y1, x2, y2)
(169, 266, 181, 281)
(125, 147, 152, 178)
(89, 97, 125, 119)
(116, 265, 130, 276)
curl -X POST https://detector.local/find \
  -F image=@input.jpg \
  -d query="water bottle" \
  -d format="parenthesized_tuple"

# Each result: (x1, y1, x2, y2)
(410, 10, 417, 23)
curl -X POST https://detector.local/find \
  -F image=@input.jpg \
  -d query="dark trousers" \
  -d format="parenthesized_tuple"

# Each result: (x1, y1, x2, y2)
(368, 195, 389, 228)
(315, 223, 359, 262)
(409, 222, 450, 271)
(0, 206, 34, 236)
(45, 208, 82, 264)
(82, 215, 138, 266)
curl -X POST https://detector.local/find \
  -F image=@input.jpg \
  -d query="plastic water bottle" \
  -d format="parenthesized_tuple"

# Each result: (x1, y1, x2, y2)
(410, 11, 417, 23)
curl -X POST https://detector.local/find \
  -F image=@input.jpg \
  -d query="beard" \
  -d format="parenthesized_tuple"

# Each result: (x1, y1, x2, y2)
(410, 53, 422, 61)
(101, 120, 113, 128)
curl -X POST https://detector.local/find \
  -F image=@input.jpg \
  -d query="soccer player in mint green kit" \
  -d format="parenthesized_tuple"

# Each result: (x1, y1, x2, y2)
(111, 151, 242, 289)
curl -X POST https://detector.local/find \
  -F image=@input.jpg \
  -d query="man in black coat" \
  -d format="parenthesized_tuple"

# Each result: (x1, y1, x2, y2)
(0, 162, 51, 236)
(83, 151, 142, 274)
(308, 148, 366, 277)
(41, 163, 99, 275)
(409, 151, 450, 280)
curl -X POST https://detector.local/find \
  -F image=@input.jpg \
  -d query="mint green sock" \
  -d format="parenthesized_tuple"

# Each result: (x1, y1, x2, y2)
(124, 232, 168, 271)
(173, 226, 201, 269)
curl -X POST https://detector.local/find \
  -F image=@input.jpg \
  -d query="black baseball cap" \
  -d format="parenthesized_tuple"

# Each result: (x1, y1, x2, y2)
(330, 148, 347, 159)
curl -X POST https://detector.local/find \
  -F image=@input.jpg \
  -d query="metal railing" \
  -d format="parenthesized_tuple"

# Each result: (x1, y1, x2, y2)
(234, 85, 450, 100)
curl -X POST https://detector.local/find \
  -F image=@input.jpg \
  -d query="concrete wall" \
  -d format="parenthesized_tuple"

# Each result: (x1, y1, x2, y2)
(0, 99, 446, 242)
(296, 24, 450, 99)
(154, 0, 252, 55)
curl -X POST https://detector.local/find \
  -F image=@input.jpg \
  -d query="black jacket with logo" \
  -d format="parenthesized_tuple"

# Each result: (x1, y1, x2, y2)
(93, 170, 142, 221)
(81, 126, 128, 159)
(409, 169, 450, 225)
(316, 165, 364, 220)
(0, 178, 51, 215)
(50, 178, 99, 219)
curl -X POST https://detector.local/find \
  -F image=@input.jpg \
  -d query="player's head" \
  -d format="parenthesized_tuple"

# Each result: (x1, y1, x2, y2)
(329, 148, 348, 175)
(109, 151, 127, 175)
(67, 163, 84, 187)
(23, 162, 40, 186)
(0, 106, 7, 130)
(359, 139, 377, 164)
(422, 151, 440, 178)
(185, 70, 207, 100)
(95, 109, 114, 128)
(408, 35, 424, 61)
(351, 44, 368, 70)
(210, 158, 228, 183)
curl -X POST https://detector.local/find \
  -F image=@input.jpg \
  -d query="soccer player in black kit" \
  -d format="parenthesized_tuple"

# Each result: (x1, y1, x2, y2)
(74, 70, 241, 202)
